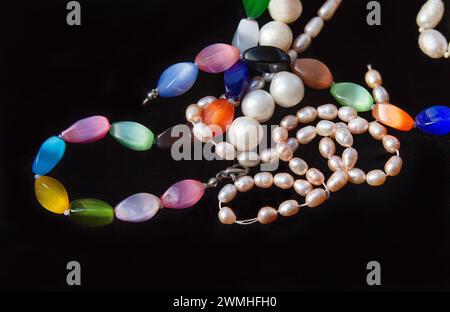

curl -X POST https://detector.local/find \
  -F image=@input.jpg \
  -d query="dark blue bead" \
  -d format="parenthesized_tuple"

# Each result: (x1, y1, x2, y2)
(224, 60, 249, 101)
(415, 105, 450, 135)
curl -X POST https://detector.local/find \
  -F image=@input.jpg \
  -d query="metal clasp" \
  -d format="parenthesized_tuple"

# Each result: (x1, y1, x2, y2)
(204, 164, 250, 189)
(142, 88, 159, 106)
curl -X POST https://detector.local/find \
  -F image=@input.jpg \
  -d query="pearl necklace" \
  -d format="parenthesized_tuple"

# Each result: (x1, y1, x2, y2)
(417, 0, 450, 59)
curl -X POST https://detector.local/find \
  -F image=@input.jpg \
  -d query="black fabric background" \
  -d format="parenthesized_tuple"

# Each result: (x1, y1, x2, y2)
(1, 0, 449, 292)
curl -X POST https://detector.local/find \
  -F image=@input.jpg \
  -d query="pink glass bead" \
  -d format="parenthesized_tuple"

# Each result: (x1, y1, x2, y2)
(195, 44, 240, 73)
(61, 116, 110, 143)
(160, 179, 205, 209)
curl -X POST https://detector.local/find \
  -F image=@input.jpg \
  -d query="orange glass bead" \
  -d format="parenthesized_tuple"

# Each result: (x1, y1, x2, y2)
(202, 99, 235, 135)
(372, 103, 414, 131)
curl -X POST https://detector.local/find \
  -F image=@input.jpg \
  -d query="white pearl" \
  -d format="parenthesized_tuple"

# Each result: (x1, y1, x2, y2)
(342, 147, 358, 170)
(232, 18, 260, 54)
(248, 76, 265, 91)
(287, 137, 299, 152)
(218, 207, 237, 225)
(197, 96, 217, 108)
(365, 69, 382, 89)
(241, 90, 275, 122)
(316, 120, 336, 137)
(276, 143, 294, 161)
(347, 168, 366, 184)
(347, 117, 369, 134)
(296, 126, 317, 144)
(335, 127, 353, 147)
(185, 104, 202, 123)
(218, 184, 237, 203)
(254, 172, 274, 188)
(272, 126, 288, 143)
(419, 29, 448, 59)
(382, 135, 400, 153)
(338, 106, 357, 122)
(326, 170, 348, 192)
(237, 151, 261, 168)
(293, 33, 311, 53)
(287, 49, 298, 64)
(289, 157, 308, 175)
(278, 199, 300, 217)
(280, 115, 299, 130)
(215, 142, 236, 160)
(257, 207, 278, 224)
(259, 21, 293, 51)
(372, 86, 390, 103)
(304, 16, 324, 38)
(269, 0, 303, 24)
(306, 168, 325, 186)
(385, 156, 403, 177)
(234, 176, 254, 192)
(417, 0, 444, 29)
(297, 106, 317, 123)
(274, 173, 294, 189)
(260, 148, 279, 164)
(328, 155, 344, 172)
(368, 121, 387, 140)
(270, 71, 305, 107)
(228, 117, 264, 152)
(305, 188, 327, 208)
(294, 179, 313, 196)
(366, 170, 386, 186)
(319, 137, 336, 159)
(318, 0, 340, 21)
(193, 123, 213, 143)
(317, 104, 338, 120)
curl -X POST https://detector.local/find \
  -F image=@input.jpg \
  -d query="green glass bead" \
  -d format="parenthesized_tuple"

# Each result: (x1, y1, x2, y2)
(330, 82, 374, 112)
(109, 121, 154, 151)
(243, 0, 270, 19)
(69, 198, 114, 227)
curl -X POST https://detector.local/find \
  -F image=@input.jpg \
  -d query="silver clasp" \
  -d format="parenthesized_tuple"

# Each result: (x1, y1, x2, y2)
(142, 88, 159, 106)
(204, 164, 250, 189)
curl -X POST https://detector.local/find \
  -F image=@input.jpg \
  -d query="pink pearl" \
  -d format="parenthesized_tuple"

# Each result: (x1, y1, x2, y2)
(160, 179, 205, 209)
(195, 44, 240, 73)
(60, 116, 110, 143)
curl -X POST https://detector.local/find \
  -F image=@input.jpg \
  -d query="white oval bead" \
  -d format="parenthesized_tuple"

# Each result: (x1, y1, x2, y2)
(365, 69, 383, 89)
(366, 170, 386, 186)
(347, 168, 366, 184)
(232, 18, 260, 54)
(296, 106, 317, 123)
(335, 127, 353, 147)
(218, 207, 237, 224)
(418, 29, 448, 59)
(274, 173, 294, 189)
(278, 199, 300, 217)
(272, 126, 289, 143)
(318, 0, 340, 21)
(234, 176, 255, 192)
(215, 142, 236, 160)
(241, 90, 275, 122)
(294, 179, 313, 196)
(185, 104, 202, 123)
(287, 137, 299, 152)
(342, 147, 358, 170)
(268, 0, 303, 24)
(257, 206, 278, 224)
(382, 135, 400, 153)
(384, 156, 403, 177)
(228, 117, 264, 152)
(260, 148, 279, 164)
(348, 117, 369, 134)
(280, 114, 299, 130)
(417, 0, 444, 29)
(254, 172, 274, 188)
(270, 71, 305, 107)
(259, 21, 293, 51)
(326, 170, 348, 192)
(292, 33, 312, 53)
(319, 137, 336, 159)
(305, 188, 327, 208)
(296, 126, 317, 144)
(193, 122, 213, 143)
(304, 16, 324, 38)
(197, 96, 217, 108)
(338, 106, 358, 122)
(276, 143, 294, 161)
(237, 151, 261, 168)
(218, 184, 238, 203)
(289, 157, 308, 176)
(248, 76, 265, 91)
(372, 86, 390, 104)
(317, 104, 338, 120)
(316, 120, 336, 137)
(306, 168, 325, 186)
(368, 121, 387, 140)
(328, 155, 344, 172)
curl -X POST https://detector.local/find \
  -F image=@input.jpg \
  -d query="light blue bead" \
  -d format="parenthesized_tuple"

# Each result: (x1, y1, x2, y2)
(224, 60, 249, 100)
(157, 62, 198, 97)
(32, 136, 66, 175)
(415, 105, 450, 135)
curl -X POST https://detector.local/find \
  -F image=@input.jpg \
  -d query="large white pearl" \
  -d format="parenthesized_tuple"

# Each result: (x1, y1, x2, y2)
(270, 71, 305, 107)
(215, 142, 236, 160)
(237, 151, 260, 168)
(259, 21, 293, 51)
(268, 0, 303, 24)
(241, 90, 275, 122)
(419, 29, 448, 59)
(417, 0, 444, 29)
(228, 117, 264, 152)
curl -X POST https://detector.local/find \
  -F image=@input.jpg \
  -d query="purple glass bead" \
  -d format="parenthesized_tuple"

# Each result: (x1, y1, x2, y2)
(160, 179, 205, 209)
(114, 193, 161, 223)
(61, 116, 110, 143)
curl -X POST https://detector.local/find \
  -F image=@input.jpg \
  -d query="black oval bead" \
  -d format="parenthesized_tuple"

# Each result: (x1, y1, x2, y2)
(156, 124, 193, 150)
(243, 46, 291, 73)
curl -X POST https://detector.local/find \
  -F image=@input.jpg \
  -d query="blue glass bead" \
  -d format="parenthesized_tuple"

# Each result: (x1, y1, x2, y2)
(157, 62, 198, 97)
(32, 136, 66, 175)
(224, 60, 249, 100)
(415, 105, 450, 135)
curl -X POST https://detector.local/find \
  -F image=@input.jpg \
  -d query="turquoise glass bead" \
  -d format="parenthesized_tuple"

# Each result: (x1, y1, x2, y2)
(415, 105, 450, 135)
(109, 121, 154, 151)
(331, 82, 374, 112)
(32, 136, 66, 175)
(157, 62, 198, 97)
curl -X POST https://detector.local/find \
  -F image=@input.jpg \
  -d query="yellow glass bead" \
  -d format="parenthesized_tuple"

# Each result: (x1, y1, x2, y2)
(35, 176, 69, 214)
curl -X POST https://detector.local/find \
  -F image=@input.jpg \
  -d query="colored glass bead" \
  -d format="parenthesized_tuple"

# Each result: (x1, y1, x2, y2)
(372, 103, 415, 131)
(35, 176, 69, 214)
(224, 60, 249, 100)
(195, 44, 240, 73)
(201, 99, 235, 135)
(243, 0, 270, 19)
(69, 198, 114, 227)
(109, 121, 154, 151)
(331, 82, 374, 112)
(291, 58, 333, 90)
(232, 18, 260, 54)
(60, 116, 110, 143)
(156, 124, 193, 150)
(32, 136, 66, 175)
(160, 179, 205, 209)
(415, 105, 450, 135)
(243, 46, 291, 73)
(114, 193, 161, 223)
(157, 62, 199, 97)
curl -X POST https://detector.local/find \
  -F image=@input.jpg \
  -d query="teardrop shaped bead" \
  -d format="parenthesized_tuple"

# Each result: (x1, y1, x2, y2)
(242, 0, 270, 19)
(114, 193, 162, 223)
(372, 103, 415, 131)
(232, 18, 260, 54)
(201, 99, 235, 135)
(32, 136, 66, 175)
(157, 62, 199, 97)
(415, 105, 450, 135)
(109, 121, 154, 151)
(61, 116, 110, 144)
(69, 198, 114, 227)
(291, 58, 333, 90)
(160, 179, 205, 209)
(35, 176, 69, 214)
(243, 46, 291, 73)
(330, 82, 374, 112)
(224, 60, 249, 100)
(195, 44, 240, 73)
(156, 124, 193, 150)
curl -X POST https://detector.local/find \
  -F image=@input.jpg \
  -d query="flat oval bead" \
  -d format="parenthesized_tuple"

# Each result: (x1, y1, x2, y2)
(35, 176, 69, 214)
(160, 179, 205, 209)
(331, 82, 374, 112)
(224, 60, 249, 101)
(274, 173, 294, 189)
(114, 193, 161, 223)
(385, 156, 403, 177)
(415, 105, 450, 135)
(218, 184, 238, 203)
(291, 58, 333, 90)
(347, 168, 366, 184)
(218, 207, 237, 224)
(157, 62, 199, 97)
(372, 103, 414, 131)
(254, 172, 274, 188)
(202, 99, 235, 135)
(278, 199, 300, 217)
(109, 121, 154, 151)
(69, 198, 114, 227)
(417, 0, 444, 29)
(156, 124, 193, 150)
(195, 44, 240, 73)
(305, 188, 327, 208)
(294, 179, 313, 196)
(32, 136, 66, 176)
(326, 170, 348, 192)
(243, 0, 270, 19)
(257, 206, 278, 224)
(60, 116, 110, 143)
(366, 170, 386, 187)
(232, 18, 260, 54)
(243, 46, 291, 73)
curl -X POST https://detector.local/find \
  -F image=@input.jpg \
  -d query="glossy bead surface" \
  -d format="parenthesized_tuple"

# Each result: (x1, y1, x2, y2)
(338, 106, 357, 122)
(195, 44, 240, 73)
(193, 122, 213, 143)
(305, 188, 327, 208)
(294, 179, 313, 196)
(228, 117, 264, 151)
(243, 0, 270, 19)
(417, 0, 444, 29)
(366, 170, 386, 187)
(270, 71, 304, 107)
(335, 127, 353, 147)
(109, 122, 154, 151)
(372, 86, 390, 104)
(326, 170, 348, 192)
(197, 96, 217, 108)
(292, 58, 333, 90)
(297, 106, 317, 123)
(316, 121, 335, 137)
(289, 157, 308, 176)
(272, 126, 288, 143)
(257, 206, 278, 224)
(254, 172, 274, 188)
(347, 168, 366, 184)
(61, 116, 110, 144)
(348, 117, 369, 134)
(114, 193, 161, 223)
(259, 21, 293, 51)
(185, 104, 202, 123)
(296, 126, 317, 144)
(224, 60, 249, 100)
(248, 76, 266, 91)
(342, 147, 358, 170)
(319, 137, 336, 158)
(69, 199, 114, 227)
(218, 184, 238, 203)
(318, 0, 340, 20)
(268, 0, 303, 24)
(280, 115, 299, 130)
(260, 148, 279, 164)
(232, 18, 260, 54)
(418, 29, 448, 59)
(317, 104, 338, 120)
(292, 34, 311, 53)
(157, 62, 199, 97)
(372, 103, 414, 131)
(215, 142, 236, 160)
(365, 69, 382, 89)
(274, 173, 294, 189)
(32, 136, 66, 176)
(331, 82, 374, 112)
(287, 137, 300, 152)
(306, 168, 325, 186)
(415, 105, 450, 135)
(382, 135, 401, 153)
(160, 179, 205, 209)
(234, 176, 254, 192)
(328, 155, 344, 172)
(278, 199, 300, 217)
(304, 17, 324, 38)
(368, 121, 387, 140)
(276, 143, 293, 161)
(35, 176, 69, 214)
(218, 207, 237, 225)
(385, 156, 403, 177)
(237, 151, 261, 167)
(202, 99, 235, 135)
(241, 90, 275, 122)
(243, 46, 291, 73)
